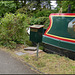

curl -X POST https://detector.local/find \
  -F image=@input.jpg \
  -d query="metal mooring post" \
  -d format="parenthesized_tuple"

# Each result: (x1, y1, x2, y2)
(37, 43, 39, 57)
(68, 5, 71, 13)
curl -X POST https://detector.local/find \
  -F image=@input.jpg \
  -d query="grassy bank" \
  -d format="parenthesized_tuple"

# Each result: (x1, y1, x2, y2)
(22, 52, 75, 74)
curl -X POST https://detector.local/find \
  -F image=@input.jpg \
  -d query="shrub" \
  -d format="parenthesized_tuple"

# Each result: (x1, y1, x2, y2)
(30, 17, 50, 28)
(33, 9, 58, 18)
(33, 9, 51, 18)
(0, 1, 17, 17)
(0, 13, 30, 48)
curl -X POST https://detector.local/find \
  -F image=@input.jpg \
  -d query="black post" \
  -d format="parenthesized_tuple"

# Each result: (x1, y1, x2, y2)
(68, 5, 71, 13)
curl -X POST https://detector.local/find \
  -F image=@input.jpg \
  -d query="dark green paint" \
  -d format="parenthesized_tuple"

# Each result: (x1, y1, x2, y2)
(48, 17, 75, 38)
(42, 35, 75, 52)
(42, 16, 75, 52)
(30, 28, 44, 43)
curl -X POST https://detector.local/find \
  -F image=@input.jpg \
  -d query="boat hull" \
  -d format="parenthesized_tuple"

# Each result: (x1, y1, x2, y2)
(43, 43, 75, 60)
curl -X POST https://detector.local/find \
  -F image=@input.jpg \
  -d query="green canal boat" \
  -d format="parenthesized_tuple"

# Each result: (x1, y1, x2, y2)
(42, 13, 75, 59)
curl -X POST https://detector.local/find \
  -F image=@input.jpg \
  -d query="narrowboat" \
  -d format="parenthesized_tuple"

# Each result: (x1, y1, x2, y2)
(42, 13, 75, 59)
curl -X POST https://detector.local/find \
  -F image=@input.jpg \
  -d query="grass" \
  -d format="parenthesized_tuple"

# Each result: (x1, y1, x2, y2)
(22, 52, 75, 74)
(0, 46, 75, 74)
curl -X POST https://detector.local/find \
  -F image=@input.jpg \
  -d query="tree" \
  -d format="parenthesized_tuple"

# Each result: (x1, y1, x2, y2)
(56, 0, 75, 13)
(56, 0, 62, 8)
(48, 0, 51, 10)
(62, 1, 75, 13)
(37, 0, 41, 9)
(21, 0, 26, 7)
(0, 1, 17, 17)
(14, 0, 19, 9)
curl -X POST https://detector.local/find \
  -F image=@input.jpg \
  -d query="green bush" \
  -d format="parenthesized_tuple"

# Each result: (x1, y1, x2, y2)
(33, 9, 58, 18)
(16, 6, 57, 18)
(33, 9, 51, 18)
(44, 18, 50, 28)
(0, 13, 30, 48)
(30, 17, 50, 28)
(0, 1, 17, 17)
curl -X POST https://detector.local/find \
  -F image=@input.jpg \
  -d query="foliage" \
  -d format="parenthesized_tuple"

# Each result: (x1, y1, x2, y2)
(0, 1, 17, 17)
(14, 0, 52, 10)
(16, 6, 27, 14)
(0, 0, 53, 17)
(16, 2, 38, 17)
(0, 13, 30, 48)
(30, 17, 50, 28)
(57, 1, 75, 13)
(62, 1, 75, 13)
(33, 9, 51, 18)
(34, 9, 58, 17)
(16, 7, 51, 29)
(16, 4, 58, 17)
(56, 0, 62, 8)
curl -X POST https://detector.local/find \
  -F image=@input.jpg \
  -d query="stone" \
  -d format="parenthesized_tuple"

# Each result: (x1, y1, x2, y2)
(24, 47, 37, 51)
(16, 52, 26, 56)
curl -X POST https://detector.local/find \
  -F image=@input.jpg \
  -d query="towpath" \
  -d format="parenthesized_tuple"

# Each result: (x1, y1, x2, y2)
(0, 50, 37, 74)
